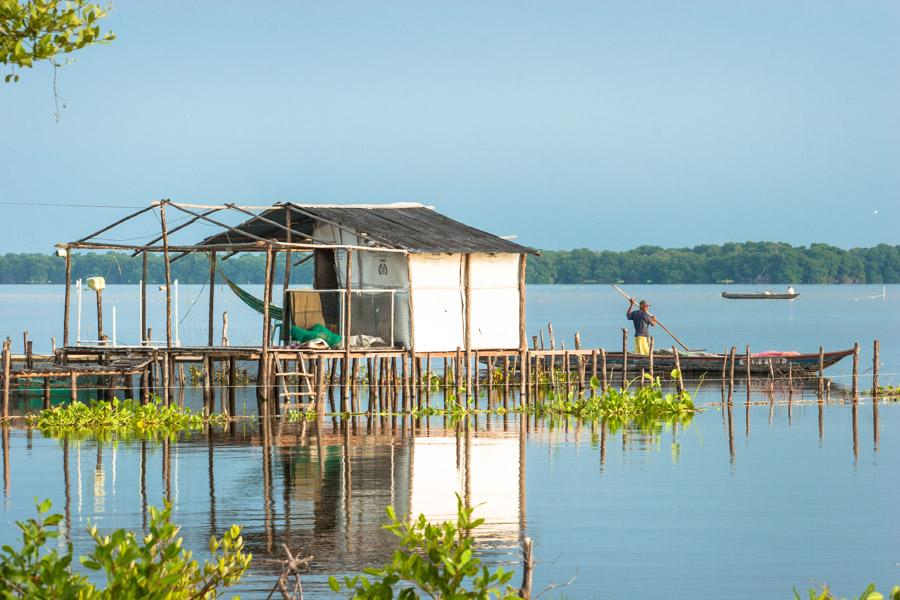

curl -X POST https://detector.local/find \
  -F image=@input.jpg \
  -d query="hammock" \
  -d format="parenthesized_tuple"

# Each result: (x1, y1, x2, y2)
(218, 269, 284, 321)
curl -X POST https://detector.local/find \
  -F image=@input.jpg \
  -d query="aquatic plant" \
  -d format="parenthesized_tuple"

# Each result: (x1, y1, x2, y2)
(525, 376, 696, 423)
(329, 494, 522, 599)
(32, 397, 227, 437)
(795, 583, 900, 600)
(0, 498, 250, 599)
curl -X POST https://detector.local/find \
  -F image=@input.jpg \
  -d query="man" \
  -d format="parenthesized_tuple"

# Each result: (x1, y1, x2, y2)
(626, 298, 657, 356)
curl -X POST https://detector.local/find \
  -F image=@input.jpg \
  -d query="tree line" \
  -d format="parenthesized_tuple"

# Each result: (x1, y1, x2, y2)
(0, 242, 898, 284)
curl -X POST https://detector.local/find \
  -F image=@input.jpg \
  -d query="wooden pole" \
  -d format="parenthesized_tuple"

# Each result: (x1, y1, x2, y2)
(720, 348, 728, 396)
(648, 337, 655, 380)
(852, 342, 860, 402)
(316, 356, 326, 418)
(728, 346, 736, 405)
(1, 340, 10, 419)
(63, 250, 72, 347)
(70, 372, 77, 404)
(42, 377, 51, 410)
(463, 254, 472, 403)
(621, 328, 628, 390)
(159, 201, 174, 350)
(141, 251, 148, 345)
(208, 251, 217, 346)
(518, 254, 527, 351)
(591, 350, 598, 394)
(342, 248, 353, 411)
(672, 346, 684, 397)
(872, 339, 879, 398)
(95, 288, 104, 342)
(228, 356, 237, 417)
(260, 245, 274, 412)
(600, 349, 608, 393)
(746, 345, 752, 404)
(818, 345, 825, 399)
(161, 352, 170, 406)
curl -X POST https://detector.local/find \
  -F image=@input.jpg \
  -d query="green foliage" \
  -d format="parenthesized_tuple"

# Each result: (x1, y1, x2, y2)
(526, 242, 900, 284)
(329, 495, 521, 599)
(526, 377, 696, 428)
(0, 498, 251, 599)
(794, 583, 900, 600)
(0, 251, 314, 284)
(33, 397, 225, 438)
(0, 0, 114, 82)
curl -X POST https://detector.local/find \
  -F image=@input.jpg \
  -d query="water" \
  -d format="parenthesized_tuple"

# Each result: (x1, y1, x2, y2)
(0, 284, 898, 598)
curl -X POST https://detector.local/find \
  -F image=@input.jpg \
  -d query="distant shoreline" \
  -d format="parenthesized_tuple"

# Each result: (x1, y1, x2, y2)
(0, 242, 898, 285)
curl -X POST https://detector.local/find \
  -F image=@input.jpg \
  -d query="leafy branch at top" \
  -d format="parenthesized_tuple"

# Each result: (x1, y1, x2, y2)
(1, 0, 114, 82)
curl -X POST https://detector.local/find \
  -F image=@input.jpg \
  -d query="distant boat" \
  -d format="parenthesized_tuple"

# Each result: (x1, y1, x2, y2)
(721, 291, 799, 300)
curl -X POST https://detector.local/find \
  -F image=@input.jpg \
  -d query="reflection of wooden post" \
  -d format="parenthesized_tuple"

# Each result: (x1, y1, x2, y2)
(208, 251, 216, 347)
(63, 249, 72, 346)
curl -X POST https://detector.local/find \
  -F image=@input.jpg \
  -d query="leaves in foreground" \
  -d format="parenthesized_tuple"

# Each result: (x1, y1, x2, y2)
(329, 494, 522, 599)
(0, 498, 251, 599)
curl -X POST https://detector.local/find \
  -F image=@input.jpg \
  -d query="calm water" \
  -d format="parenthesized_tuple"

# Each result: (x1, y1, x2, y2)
(0, 284, 898, 598)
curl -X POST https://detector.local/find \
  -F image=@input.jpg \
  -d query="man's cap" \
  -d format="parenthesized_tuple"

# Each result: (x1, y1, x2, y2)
(639, 300, 651, 307)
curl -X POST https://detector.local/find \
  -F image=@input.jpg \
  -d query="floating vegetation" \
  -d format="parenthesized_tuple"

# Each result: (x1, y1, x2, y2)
(525, 376, 696, 425)
(795, 583, 900, 600)
(29, 398, 227, 438)
(875, 385, 900, 399)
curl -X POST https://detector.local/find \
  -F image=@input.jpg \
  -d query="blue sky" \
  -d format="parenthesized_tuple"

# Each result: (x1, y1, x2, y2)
(1, 1, 898, 252)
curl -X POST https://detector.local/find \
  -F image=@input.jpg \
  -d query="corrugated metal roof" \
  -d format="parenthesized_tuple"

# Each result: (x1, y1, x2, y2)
(196, 204, 538, 254)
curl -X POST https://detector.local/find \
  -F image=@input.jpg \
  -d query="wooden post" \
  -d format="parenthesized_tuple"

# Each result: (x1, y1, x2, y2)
(728, 346, 736, 405)
(1, 340, 10, 418)
(25, 340, 33, 370)
(818, 345, 825, 399)
(563, 350, 571, 396)
(202, 356, 212, 418)
(282, 207, 293, 343)
(621, 328, 628, 390)
(721, 349, 728, 396)
(600, 349, 608, 393)
(547, 323, 556, 350)
(425, 353, 432, 408)
(141, 251, 147, 344)
(746, 345, 752, 403)
(518, 255, 527, 352)
(455, 347, 463, 397)
(316, 356, 326, 418)
(228, 356, 236, 417)
(672, 346, 684, 397)
(63, 249, 72, 347)
(70, 372, 77, 404)
(648, 337, 654, 380)
(42, 377, 51, 410)
(852, 342, 860, 402)
(221, 311, 229, 346)
(159, 201, 174, 350)
(463, 254, 472, 404)
(161, 351, 170, 406)
(401, 355, 409, 412)
(343, 249, 353, 410)
(260, 245, 274, 413)
(208, 251, 217, 347)
(95, 288, 104, 342)
(872, 339, 879, 398)
(591, 350, 598, 394)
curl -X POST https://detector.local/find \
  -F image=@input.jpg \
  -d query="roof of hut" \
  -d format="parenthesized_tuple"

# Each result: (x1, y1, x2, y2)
(195, 202, 538, 254)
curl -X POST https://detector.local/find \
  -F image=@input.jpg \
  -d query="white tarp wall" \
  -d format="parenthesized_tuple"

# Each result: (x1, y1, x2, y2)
(468, 253, 521, 350)
(408, 253, 464, 353)
(314, 223, 411, 347)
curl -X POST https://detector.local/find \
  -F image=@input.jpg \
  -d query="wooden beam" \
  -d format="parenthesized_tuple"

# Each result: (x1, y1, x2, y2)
(141, 252, 148, 343)
(130, 207, 223, 256)
(225, 203, 318, 244)
(284, 204, 399, 250)
(167, 203, 275, 244)
(518, 254, 527, 351)
(73, 204, 156, 244)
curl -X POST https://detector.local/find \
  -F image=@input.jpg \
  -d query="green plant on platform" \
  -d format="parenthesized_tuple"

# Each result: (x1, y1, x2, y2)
(0, 498, 251, 599)
(329, 494, 521, 599)
(33, 397, 226, 437)
(795, 583, 900, 600)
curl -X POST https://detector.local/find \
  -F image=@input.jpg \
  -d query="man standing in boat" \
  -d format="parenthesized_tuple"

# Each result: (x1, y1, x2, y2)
(626, 298, 657, 356)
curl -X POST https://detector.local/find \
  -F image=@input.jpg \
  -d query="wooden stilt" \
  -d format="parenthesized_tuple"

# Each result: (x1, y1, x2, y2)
(43, 377, 51, 410)
(342, 249, 353, 410)
(852, 342, 860, 402)
(1, 340, 10, 418)
(872, 339, 880, 399)
(159, 201, 174, 350)
(228, 356, 236, 417)
(63, 251, 72, 346)
(818, 345, 825, 399)
(728, 346, 736, 405)
(746, 345, 752, 404)
(600, 349, 607, 393)
(208, 251, 217, 346)
(621, 329, 628, 390)
(141, 251, 147, 344)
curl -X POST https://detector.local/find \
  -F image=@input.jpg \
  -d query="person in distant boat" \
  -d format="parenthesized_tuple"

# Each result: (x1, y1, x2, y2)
(787, 285, 795, 295)
(626, 298, 657, 356)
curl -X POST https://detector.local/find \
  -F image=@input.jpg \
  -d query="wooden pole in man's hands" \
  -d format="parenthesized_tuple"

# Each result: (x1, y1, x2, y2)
(611, 284, 693, 352)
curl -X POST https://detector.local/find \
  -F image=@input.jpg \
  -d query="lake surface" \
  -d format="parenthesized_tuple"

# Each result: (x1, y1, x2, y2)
(0, 284, 898, 598)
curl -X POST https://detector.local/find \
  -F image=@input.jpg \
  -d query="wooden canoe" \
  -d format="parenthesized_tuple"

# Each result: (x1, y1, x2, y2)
(721, 291, 799, 300)
(566, 348, 854, 376)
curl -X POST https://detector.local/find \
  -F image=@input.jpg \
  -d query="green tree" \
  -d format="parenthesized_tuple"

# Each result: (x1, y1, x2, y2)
(1, 0, 114, 82)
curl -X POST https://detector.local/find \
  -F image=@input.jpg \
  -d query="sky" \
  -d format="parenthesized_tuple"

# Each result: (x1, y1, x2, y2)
(1, 0, 898, 253)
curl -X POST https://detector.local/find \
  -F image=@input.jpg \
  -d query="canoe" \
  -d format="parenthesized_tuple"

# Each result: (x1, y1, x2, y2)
(542, 348, 854, 376)
(721, 291, 799, 300)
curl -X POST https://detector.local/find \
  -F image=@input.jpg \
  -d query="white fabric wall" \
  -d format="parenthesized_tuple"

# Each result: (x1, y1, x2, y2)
(408, 253, 464, 352)
(469, 253, 521, 350)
